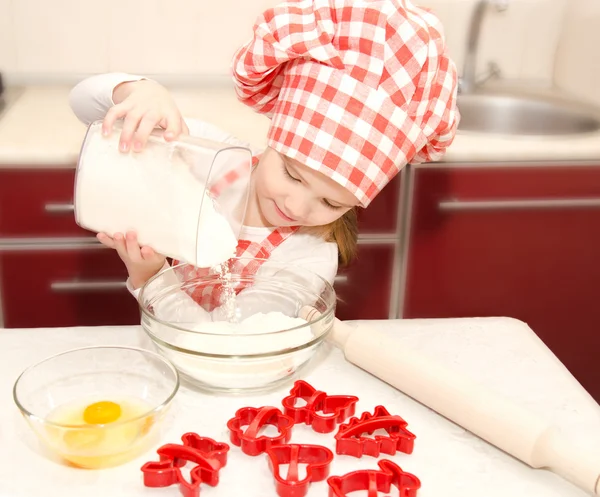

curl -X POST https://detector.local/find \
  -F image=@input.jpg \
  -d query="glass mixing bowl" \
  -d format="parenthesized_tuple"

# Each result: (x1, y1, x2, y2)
(138, 258, 336, 393)
(13, 346, 179, 469)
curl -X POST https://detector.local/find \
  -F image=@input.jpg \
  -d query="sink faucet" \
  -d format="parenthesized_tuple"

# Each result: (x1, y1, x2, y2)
(459, 0, 509, 94)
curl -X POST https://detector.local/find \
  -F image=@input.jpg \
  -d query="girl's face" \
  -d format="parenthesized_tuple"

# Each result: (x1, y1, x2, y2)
(250, 147, 359, 228)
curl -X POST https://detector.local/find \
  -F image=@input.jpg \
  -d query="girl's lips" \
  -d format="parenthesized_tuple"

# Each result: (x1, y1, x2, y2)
(274, 201, 295, 222)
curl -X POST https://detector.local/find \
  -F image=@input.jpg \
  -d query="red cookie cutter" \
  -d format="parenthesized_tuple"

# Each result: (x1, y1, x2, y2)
(327, 459, 421, 497)
(334, 405, 416, 458)
(141, 433, 229, 497)
(266, 444, 334, 497)
(227, 406, 294, 456)
(164, 433, 230, 468)
(281, 380, 359, 433)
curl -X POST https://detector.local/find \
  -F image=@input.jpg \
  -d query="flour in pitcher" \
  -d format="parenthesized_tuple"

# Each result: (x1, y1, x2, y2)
(76, 129, 238, 268)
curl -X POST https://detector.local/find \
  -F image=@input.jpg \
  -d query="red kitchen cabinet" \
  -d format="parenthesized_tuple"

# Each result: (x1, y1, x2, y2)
(0, 165, 406, 327)
(0, 245, 140, 328)
(0, 166, 140, 328)
(335, 243, 397, 320)
(402, 162, 600, 401)
(356, 174, 401, 234)
(334, 172, 404, 320)
(0, 168, 90, 237)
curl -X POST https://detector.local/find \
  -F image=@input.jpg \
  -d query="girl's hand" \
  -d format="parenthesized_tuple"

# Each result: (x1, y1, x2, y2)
(103, 79, 189, 153)
(97, 231, 166, 290)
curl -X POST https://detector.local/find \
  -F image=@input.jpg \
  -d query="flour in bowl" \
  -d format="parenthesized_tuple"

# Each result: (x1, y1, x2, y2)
(75, 126, 238, 267)
(176, 312, 313, 355)
(195, 312, 308, 334)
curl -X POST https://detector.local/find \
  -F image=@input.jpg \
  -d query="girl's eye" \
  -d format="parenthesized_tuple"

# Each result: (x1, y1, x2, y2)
(323, 199, 342, 210)
(283, 164, 301, 182)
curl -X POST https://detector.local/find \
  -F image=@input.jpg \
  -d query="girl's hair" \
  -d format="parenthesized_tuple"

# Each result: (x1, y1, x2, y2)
(303, 208, 359, 266)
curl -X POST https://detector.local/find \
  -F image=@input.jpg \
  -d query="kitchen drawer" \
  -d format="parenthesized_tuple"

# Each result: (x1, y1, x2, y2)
(0, 244, 140, 328)
(411, 163, 600, 212)
(334, 243, 396, 320)
(0, 168, 91, 237)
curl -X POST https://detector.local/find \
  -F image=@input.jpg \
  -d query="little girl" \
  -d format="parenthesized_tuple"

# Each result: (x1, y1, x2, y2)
(69, 0, 459, 307)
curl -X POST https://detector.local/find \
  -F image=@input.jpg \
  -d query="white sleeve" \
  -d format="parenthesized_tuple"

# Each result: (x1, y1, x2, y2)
(69, 73, 257, 153)
(68, 73, 147, 126)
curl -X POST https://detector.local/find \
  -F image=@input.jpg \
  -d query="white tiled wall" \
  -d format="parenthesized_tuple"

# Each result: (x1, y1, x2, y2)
(0, 0, 279, 81)
(474, 0, 566, 81)
(0, 0, 571, 86)
(107, 0, 278, 76)
(553, 0, 600, 107)
(0, 0, 16, 73)
(417, 0, 567, 82)
(12, 0, 110, 74)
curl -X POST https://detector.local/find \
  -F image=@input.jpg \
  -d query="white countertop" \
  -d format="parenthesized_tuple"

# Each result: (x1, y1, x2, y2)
(1, 85, 600, 166)
(1, 317, 599, 496)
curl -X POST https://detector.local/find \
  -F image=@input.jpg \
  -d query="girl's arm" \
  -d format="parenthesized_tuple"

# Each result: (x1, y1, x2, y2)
(69, 74, 263, 314)
(69, 73, 188, 151)
(69, 73, 146, 125)
(70, 73, 255, 152)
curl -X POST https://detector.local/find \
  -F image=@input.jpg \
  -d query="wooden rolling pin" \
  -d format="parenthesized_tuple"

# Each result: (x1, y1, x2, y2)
(301, 307, 600, 495)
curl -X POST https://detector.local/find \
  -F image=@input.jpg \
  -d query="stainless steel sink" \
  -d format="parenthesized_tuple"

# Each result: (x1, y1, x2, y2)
(457, 90, 600, 136)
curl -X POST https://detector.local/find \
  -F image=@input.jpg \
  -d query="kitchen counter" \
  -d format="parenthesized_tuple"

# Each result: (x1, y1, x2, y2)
(1, 317, 599, 496)
(1, 85, 600, 166)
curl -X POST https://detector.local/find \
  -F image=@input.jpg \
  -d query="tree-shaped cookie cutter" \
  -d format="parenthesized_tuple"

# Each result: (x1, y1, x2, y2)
(334, 405, 416, 457)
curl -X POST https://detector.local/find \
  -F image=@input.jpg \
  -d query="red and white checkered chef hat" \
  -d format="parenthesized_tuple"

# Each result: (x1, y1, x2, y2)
(232, 0, 459, 207)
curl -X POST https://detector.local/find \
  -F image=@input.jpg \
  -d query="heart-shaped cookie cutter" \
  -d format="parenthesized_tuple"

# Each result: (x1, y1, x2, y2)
(266, 443, 334, 497)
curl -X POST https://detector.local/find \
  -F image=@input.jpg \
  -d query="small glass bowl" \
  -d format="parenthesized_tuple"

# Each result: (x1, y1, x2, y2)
(138, 258, 336, 393)
(13, 346, 179, 469)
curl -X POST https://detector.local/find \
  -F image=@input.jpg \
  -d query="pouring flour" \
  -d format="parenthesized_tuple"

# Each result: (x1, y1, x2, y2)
(73, 119, 325, 375)
(74, 120, 252, 268)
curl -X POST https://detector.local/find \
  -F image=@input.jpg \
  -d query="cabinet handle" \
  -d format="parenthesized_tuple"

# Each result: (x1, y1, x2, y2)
(52, 276, 344, 292)
(50, 280, 127, 293)
(44, 203, 75, 214)
(0, 237, 103, 251)
(438, 198, 600, 212)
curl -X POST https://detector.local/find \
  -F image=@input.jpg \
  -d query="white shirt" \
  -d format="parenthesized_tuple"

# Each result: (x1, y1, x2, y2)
(68, 73, 339, 320)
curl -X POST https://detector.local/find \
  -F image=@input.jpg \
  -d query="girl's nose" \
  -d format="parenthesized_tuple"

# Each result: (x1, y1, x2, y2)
(285, 195, 310, 222)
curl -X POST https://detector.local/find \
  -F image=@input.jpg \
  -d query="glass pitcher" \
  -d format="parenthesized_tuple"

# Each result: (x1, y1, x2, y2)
(74, 120, 252, 267)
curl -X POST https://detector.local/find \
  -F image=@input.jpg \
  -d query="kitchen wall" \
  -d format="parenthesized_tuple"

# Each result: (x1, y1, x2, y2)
(419, 0, 566, 82)
(553, 0, 600, 107)
(0, 0, 567, 87)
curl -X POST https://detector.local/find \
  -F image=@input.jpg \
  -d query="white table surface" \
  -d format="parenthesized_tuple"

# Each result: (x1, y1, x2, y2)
(1, 317, 599, 497)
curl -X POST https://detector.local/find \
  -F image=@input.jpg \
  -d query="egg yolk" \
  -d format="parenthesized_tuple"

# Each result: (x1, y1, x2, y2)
(83, 401, 122, 424)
